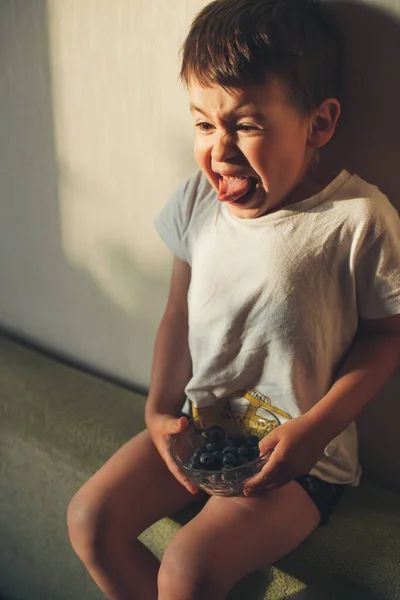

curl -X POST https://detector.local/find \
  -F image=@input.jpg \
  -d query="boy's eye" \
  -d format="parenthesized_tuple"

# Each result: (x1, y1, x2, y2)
(195, 122, 260, 133)
(196, 122, 214, 131)
(238, 124, 258, 132)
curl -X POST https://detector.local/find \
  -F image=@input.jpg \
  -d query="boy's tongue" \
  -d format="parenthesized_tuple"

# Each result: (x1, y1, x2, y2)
(218, 176, 254, 202)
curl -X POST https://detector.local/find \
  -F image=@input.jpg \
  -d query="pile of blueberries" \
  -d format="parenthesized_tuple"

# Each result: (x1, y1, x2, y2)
(186, 424, 261, 471)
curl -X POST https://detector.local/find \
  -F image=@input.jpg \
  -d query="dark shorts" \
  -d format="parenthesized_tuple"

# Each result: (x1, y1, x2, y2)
(295, 474, 346, 525)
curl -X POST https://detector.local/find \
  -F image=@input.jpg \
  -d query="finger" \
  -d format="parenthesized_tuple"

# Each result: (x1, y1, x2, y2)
(162, 415, 189, 436)
(258, 430, 279, 453)
(165, 453, 199, 494)
(244, 456, 281, 490)
(244, 475, 289, 495)
(243, 484, 271, 496)
(262, 479, 289, 491)
(243, 460, 286, 495)
(162, 432, 199, 494)
(245, 448, 274, 486)
(175, 415, 189, 432)
(243, 464, 289, 494)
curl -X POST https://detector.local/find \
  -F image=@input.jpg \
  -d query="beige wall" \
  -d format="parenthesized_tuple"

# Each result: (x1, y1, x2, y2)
(0, 0, 399, 437)
(0, 0, 206, 387)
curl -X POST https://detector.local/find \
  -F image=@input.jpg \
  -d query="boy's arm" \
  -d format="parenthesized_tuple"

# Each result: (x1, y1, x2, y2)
(145, 255, 192, 423)
(307, 313, 400, 440)
(245, 313, 400, 493)
(144, 256, 198, 493)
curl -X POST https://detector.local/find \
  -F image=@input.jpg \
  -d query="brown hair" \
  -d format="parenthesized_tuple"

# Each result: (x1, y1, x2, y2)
(180, 0, 342, 114)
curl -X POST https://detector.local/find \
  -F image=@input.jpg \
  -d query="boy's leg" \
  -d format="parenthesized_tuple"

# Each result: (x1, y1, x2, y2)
(158, 480, 321, 600)
(67, 429, 204, 600)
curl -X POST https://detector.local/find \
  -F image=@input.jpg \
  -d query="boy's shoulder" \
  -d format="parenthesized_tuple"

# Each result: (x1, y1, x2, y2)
(183, 169, 214, 202)
(338, 171, 388, 205)
(327, 170, 398, 234)
(179, 169, 217, 224)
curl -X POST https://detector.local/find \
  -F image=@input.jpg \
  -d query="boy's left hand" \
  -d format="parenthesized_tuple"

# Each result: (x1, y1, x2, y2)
(243, 413, 329, 495)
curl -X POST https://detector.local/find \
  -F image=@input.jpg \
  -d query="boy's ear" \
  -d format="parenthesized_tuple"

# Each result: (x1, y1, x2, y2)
(308, 98, 341, 149)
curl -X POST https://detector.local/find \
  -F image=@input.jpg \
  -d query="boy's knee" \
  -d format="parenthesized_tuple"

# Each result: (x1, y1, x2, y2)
(158, 539, 221, 600)
(67, 491, 109, 564)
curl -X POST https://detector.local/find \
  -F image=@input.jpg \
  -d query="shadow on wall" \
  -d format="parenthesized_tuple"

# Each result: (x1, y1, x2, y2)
(324, 0, 400, 211)
(0, 0, 168, 392)
(323, 0, 400, 493)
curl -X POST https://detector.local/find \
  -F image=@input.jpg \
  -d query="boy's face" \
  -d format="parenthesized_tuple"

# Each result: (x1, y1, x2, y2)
(189, 77, 319, 219)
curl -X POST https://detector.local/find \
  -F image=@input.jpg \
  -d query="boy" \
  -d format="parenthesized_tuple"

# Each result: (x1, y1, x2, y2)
(67, 1, 400, 599)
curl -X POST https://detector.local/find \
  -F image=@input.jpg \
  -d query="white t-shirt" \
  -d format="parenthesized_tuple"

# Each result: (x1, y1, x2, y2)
(155, 169, 400, 485)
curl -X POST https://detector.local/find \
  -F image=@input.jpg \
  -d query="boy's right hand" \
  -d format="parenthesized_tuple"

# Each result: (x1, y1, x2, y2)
(147, 413, 199, 495)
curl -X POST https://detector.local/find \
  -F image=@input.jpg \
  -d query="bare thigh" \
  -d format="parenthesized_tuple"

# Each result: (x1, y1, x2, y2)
(68, 429, 204, 546)
(159, 481, 320, 599)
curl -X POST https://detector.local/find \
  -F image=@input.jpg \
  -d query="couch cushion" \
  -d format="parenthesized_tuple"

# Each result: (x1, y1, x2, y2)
(1, 334, 399, 600)
(139, 483, 400, 600)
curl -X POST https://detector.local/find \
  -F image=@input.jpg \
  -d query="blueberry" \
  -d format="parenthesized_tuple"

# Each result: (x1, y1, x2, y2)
(237, 445, 249, 457)
(222, 464, 234, 470)
(199, 452, 216, 467)
(249, 446, 260, 460)
(187, 457, 201, 469)
(246, 435, 260, 447)
(212, 451, 223, 462)
(193, 447, 206, 458)
(222, 453, 237, 466)
(230, 435, 247, 447)
(237, 456, 249, 466)
(205, 442, 218, 453)
(204, 425, 224, 436)
(222, 445, 237, 456)
(226, 435, 239, 447)
(204, 426, 226, 446)
(210, 452, 223, 470)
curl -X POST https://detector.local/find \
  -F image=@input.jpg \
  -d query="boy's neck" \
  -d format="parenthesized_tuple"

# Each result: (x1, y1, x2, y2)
(282, 161, 337, 208)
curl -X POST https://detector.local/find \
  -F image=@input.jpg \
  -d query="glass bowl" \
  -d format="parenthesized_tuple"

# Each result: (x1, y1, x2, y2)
(170, 416, 272, 496)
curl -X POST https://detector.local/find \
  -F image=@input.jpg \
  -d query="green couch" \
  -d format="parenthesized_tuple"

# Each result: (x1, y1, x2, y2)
(1, 333, 399, 600)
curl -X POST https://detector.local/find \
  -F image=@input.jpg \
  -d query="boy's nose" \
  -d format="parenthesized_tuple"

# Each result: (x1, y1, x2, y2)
(211, 132, 238, 163)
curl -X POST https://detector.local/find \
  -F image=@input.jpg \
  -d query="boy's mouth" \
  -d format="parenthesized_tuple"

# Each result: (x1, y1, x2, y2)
(217, 174, 259, 204)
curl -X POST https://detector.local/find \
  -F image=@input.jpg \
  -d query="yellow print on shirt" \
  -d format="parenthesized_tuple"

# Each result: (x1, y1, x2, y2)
(191, 388, 292, 437)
